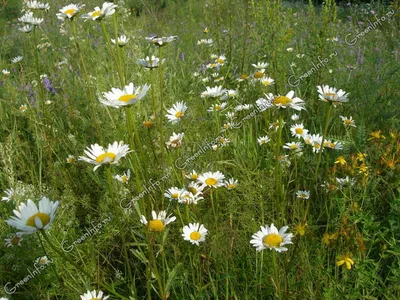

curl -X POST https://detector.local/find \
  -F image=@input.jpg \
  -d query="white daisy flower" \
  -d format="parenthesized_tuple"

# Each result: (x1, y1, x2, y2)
(56, 4, 85, 21)
(317, 85, 349, 104)
(164, 187, 184, 201)
(146, 36, 177, 47)
(19, 104, 28, 112)
(187, 182, 205, 195)
(136, 56, 165, 69)
(114, 169, 131, 183)
(2, 69, 10, 76)
(35, 255, 51, 266)
(100, 82, 150, 108)
(234, 104, 253, 112)
(252, 62, 269, 69)
(66, 155, 75, 163)
(197, 39, 213, 46)
(257, 136, 270, 145)
(182, 223, 208, 245)
(178, 190, 204, 205)
(224, 178, 238, 190)
(4, 233, 24, 247)
(250, 224, 293, 252)
(336, 176, 356, 188)
(11, 56, 23, 64)
(339, 116, 356, 127)
(2, 188, 16, 202)
(26, 1, 50, 11)
(323, 140, 343, 150)
(185, 170, 199, 181)
(291, 114, 300, 121)
(286, 47, 294, 52)
(207, 102, 227, 112)
(111, 34, 129, 47)
(81, 2, 117, 21)
(80, 290, 109, 300)
(201, 86, 227, 98)
(78, 141, 131, 171)
(302, 134, 312, 145)
(165, 101, 187, 123)
(165, 132, 184, 149)
(5, 197, 59, 234)
(18, 11, 43, 26)
(220, 89, 238, 101)
(296, 190, 310, 199)
(270, 91, 305, 110)
(215, 55, 226, 65)
(140, 210, 176, 232)
(197, 171, 225, 188)
(283, 142, 303, 151)
(259, 77, 275, 86)
(309, 134, 324, 153)
(252, 68, 265, 80)
(290, 124, 308, 138)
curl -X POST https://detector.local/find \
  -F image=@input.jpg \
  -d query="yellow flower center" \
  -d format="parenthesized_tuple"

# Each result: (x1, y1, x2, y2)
(39, 258, 47, 264)
(300, 193, 307, 198)
(149, 220, 165, 232)
(171, 193, 179, 198)
(289, 144, 298, 149)
(121, 175, 128, 182)
(324, 92, 337, 100)
(344, 119, 352, 125)
(314, 143, 320, 149)
(91, 10, 102, 17)
(205, 178, 217, 186)
(217, 58, 224, 64)
(227, 184, 235, 189)
(216, 105, 222, 110)
(263, 233, 283, 247)
(11, 236, 21, 245)
(26, 212, 50, 228)
(64, 8, 77, 16)
(273, 96, 292, 106)
(91, 298, 100, 300)
(191, 174, 198, 180)
(119, 94, 137, 102)
(143, 121, 153, 128)
(175, 111, 184, 118)
(254, 71, 264, 79)
(324, 142, 335, 148)
(262, 80, 271, 85)
(188, 187, 197, 194)
(295, 128, 303, 134)
(190, 231, 201, 241)
(240, 74, 249, 79)
(95, 152, 116, 163)
(67, 158, 74, 163)
(210, 63, 216, 68)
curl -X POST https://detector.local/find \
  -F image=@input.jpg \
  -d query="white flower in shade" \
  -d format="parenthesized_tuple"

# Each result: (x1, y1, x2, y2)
(187, 182, 205, 195)
(302, 134, 311, 145)
(259, 77, 275, 86)
(252, 62, 269, 69)
(215, 55, 226, 65)
(291, 114, 300, 121)
(339, 116, 356, 127)
(234, 104, 253, 112)
(178, 190, 204, 205)
(2, 188, 15, 202)
(309, 134, 323, 153)
(146, 36, 177, 47)
(100, 82, 150, 108)
(323, 140, 343, 150)
(19, 104, 28, 112)
(290, 124, 308, 138)
(286, 47, 294, 52)
(140, 210, 176, 232)
(164, 187, 183, 201)
(255, 97, 273, 112)
(252, 68, 265, 80)
(26, 1, 50, 11)
(19, 24, 33, 33)
(220, 89, 237, 101)
(206, 63, 218, 69)
(11, 56, 23, 64)
(2, 69, 10, 76)
(207, 102, 227, 112)
(185, 170, 199, 180)
(165, 132, 184, 149)
(296, 190, 310, 199)
(111, 35, 129, 47)
(5, 197, 59, 234)
(80, 290, 109, 300)
(250, 224, 293, 252)
(296, 54, 305, 58)
(18, 11, 43, 25)
(317, 85, 349, 104)
(81, 2, 117, 21)
(224, 178, 238, 190)
(114, 169, 131, 183)
(236, 73, 250, 82)
(4, 233, 24, 247)
(270, 91, 305, 110)
(182, 223, 208, 245)
(197, 39, 213, 46)
(137, 56, 165, 69)
(336, 176, 355, 188)
(257, 136, 270, 145)
(283, 142, 303, 151)
(57, 4, 85, 21)
(201, 86, 227, 98)
(66, 155, 75, 163)
(165, 101, 187, 123)
(78, 141, 131, 171)
(197, 171, 225, 188)
(35, 255, 51, 266)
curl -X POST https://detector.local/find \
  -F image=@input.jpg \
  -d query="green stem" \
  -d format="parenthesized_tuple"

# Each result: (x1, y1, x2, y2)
(274, 113, 284, 221)
(112, 14, 125, 86)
